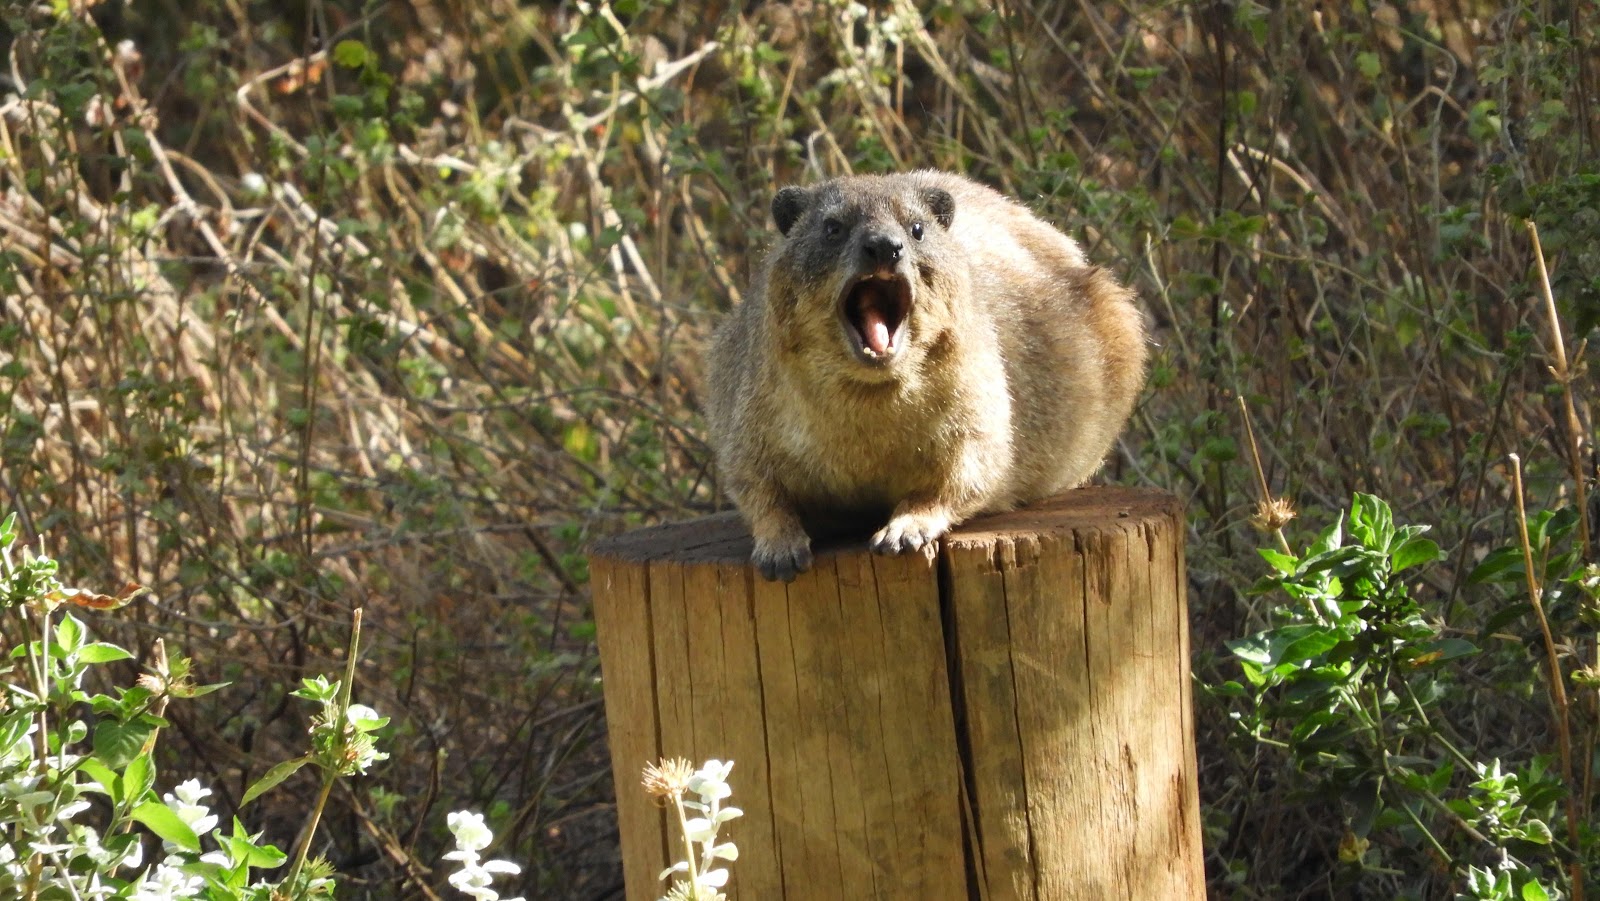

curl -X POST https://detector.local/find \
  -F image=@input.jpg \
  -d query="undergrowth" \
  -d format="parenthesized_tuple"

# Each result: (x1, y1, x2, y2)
(1, 0, 1597, 897)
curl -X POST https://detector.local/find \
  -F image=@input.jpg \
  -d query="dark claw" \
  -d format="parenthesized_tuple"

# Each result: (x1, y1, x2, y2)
(753, 543, 813, 582)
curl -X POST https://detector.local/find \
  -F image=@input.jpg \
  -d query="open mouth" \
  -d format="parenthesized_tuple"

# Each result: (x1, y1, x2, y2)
(840, 274, 911, 362)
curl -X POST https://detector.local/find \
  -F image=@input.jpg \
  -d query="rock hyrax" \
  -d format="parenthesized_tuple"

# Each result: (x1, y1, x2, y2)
(705, 170, 1147, 582)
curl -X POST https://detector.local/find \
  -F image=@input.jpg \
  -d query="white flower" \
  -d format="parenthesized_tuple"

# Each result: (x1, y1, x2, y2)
(447, 810, 492, 853)
(687, 760, 733, 802)
(345, 703, 384, 726)
(130, 862, 205, 900)
(444, 810, 524, 901)
(171, 779, 210, 807)
(121, 836, 144, 870)
(163, 778, 218, 837)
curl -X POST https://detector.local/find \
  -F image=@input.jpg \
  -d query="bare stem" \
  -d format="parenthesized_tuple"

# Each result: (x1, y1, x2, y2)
(1508, 454, 1584, 901)
(1237, 396, 1292, 556)
(284, 776, 335, 894)
(1526, 219, 1597, 843)
(1527, 220, 1591, 560)
(672, 792, 701, 892)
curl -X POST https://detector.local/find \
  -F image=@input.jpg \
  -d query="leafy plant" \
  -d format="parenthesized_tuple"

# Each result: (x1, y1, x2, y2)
(1221, 492, 1591, 898)
(641, 758, 742, 901)
(0, 512, 516, 899)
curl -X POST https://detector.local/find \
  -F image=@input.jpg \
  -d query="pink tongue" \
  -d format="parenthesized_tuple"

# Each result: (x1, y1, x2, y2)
(862, 306, 891, 353)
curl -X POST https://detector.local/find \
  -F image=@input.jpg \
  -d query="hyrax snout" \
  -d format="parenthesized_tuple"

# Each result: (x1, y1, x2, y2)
(705, 170, 1147, 582)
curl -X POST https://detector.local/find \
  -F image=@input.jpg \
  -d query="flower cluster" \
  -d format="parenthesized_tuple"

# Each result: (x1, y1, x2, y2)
(444, 810, 525, 901)
(643, 758, 742, 901)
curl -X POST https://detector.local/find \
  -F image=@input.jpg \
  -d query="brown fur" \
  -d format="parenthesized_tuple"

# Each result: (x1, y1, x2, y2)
(705, 171, 1148, 581)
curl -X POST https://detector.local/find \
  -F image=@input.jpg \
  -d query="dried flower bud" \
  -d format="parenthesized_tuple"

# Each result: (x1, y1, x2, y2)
(642, 757, 695, 803)
(1250, 497, 1297, 533)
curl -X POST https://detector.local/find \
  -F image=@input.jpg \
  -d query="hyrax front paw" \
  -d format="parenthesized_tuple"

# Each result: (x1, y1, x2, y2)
(752, 537, 814, 583)
(870, 510, 952, 555)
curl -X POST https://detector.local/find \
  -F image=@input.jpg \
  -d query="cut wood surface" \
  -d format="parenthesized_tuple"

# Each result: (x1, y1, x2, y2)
(589, 486, 1203, 900)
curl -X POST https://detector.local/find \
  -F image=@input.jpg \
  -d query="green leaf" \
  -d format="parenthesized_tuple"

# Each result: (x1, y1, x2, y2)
(123, 752, 156, 803)
(1523, 880, 1552, 900)
(1228, 624, 1342, 670)
(1284, 632, 1342, 665)
(291, 676, 338, 703)
(1236, 658, 1267, 688)
(1414, 638, 1477, 665)
(332, 39, 370, 69)
(0, 712, 32, 751)
(1425, 760, 1454, 794)
(1210, 680, 1246, 697)
(76, 758, 120, 801)
(171, 680, 230, 699)
(11, 641, 44, 660)
(1481, 601, 1534, 638)
(1469, 546, 1525, 585)
(1356, 51, 1381, 80)
(1288, 707, 1341, 742)
(56, 614, 84, 653)
(1257, 548, 1298, 574)
(1306, 513, 1344, 558)
(131, 799, 200, 852)
(1198, 436, 1237, 462)
(1348, 493, 1394, 550)
(94, 719, 155, 769)
(1390, 536, 1441, 573)
(225, 817, 289, 868)
(76, 642, 134, 664)
(241, 756, 312, 808)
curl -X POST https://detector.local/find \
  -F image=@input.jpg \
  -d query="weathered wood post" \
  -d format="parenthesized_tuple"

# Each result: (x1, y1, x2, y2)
(588, 486, 1203, 900)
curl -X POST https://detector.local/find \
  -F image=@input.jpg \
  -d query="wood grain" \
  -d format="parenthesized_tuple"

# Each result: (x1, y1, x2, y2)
(590, 487, 1202, 900)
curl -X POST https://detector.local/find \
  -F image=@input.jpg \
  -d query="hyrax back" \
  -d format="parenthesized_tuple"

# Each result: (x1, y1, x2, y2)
(706, 171, 1147, 582)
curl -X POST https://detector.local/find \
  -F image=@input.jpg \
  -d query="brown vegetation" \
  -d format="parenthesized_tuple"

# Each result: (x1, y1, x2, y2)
(1, 0, 1596, 897)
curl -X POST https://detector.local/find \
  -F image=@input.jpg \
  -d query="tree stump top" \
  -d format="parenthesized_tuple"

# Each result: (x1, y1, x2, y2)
(588, 485, 1202, 900)
(590, 485, 1181, 564)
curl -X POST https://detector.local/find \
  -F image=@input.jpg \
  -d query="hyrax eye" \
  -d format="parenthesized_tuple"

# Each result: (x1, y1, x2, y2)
(823, 218, 843, 239)
(911, 222, 925, 241)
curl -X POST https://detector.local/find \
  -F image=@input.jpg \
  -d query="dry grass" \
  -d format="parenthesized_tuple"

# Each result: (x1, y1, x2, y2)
(1, 0, 1596, 897)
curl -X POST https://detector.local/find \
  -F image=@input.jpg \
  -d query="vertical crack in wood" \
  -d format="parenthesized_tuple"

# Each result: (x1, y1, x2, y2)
(745, 568, 785, 899)
(999, 536, 1042, 899)
(938, 544, 986, 900)
(1076, 527, 1114, 894)
(638, 562, 672, 878)
(867, 555, 900, 891)
(780, 573, 820, 898)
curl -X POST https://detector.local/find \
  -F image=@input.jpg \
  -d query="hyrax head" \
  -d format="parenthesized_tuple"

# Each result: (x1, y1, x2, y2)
(767, 176, 957, 375)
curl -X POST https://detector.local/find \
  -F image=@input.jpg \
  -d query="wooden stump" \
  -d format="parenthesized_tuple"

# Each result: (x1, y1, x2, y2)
(588, 487, 1203, 900)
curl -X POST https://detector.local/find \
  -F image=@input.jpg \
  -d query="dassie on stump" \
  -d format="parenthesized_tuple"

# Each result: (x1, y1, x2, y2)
(706, 170, 1147, 581)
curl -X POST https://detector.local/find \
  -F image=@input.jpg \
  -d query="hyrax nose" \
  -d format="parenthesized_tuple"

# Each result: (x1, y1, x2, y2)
(861, 233, 904, 267)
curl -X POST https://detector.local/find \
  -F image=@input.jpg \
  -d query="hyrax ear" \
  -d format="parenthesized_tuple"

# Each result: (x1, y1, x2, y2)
(922, 188, 955, 230)
(772, 186, 810, 236)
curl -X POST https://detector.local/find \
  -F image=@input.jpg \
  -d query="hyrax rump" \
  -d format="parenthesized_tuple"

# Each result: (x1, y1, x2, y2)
(705, 171, 1147, 582)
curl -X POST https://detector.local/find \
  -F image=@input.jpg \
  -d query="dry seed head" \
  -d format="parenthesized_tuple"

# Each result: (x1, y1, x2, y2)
(642, 757, 695, 802)
(1250, 497, 1297, 532)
